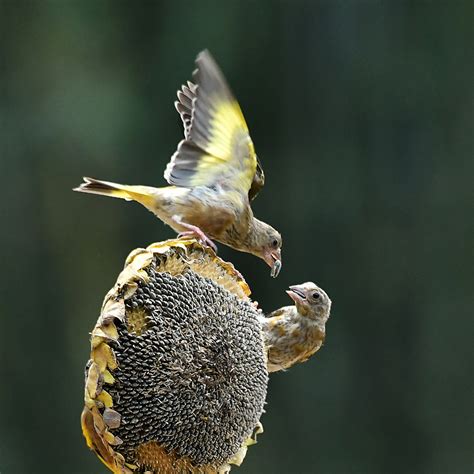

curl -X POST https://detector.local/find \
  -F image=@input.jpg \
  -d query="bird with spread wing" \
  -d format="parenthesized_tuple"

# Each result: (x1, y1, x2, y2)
(74, 50, 282, 277)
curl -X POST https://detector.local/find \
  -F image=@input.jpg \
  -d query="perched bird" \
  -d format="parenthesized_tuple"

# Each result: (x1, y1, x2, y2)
(74, 50, 282, 277)
(260, 282, 331, 372)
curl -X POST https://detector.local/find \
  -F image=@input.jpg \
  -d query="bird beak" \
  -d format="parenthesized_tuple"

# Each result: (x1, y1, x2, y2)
(264, 249, 282, 278)
(286, 285, 306, 305)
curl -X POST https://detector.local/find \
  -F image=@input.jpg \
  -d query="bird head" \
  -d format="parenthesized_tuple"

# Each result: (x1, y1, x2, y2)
(259, 227, 282, 278)
(286, 282, 331, 322)
(239, 218, 282, 277)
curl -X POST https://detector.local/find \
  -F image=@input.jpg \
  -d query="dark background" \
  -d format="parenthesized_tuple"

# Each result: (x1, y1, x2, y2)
(1, 1, 472, 473)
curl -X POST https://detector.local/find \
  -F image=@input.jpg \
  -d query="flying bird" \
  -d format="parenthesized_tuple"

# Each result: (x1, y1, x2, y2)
(74, 50, 282, 277)
(260, 282, 331, 372)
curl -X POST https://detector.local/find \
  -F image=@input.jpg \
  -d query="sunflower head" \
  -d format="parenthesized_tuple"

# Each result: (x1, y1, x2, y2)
(82, 239, 267, 473)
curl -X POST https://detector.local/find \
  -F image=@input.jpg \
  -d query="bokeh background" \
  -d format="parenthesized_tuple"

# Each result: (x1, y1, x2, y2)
(1, 1, 472, 473)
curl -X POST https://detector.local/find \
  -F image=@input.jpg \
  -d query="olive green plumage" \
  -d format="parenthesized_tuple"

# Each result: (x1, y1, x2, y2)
(74, 50, 282, 277)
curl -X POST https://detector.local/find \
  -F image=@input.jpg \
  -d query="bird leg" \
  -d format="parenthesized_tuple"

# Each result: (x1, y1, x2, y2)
(172, 215, 218, 253)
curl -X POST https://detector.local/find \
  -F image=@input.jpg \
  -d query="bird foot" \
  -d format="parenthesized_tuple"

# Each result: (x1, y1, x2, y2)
(172, 215, 218, 253)
(177, 229, 218, 253)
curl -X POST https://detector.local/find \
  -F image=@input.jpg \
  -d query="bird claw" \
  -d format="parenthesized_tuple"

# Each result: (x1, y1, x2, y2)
(177, 230, 218, 253)
(172, 215, 218, 252)
(201, 236, 218, 253)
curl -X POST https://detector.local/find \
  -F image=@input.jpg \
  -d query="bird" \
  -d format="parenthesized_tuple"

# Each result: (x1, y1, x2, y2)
(74, 50, 282, 277)
(260, 282, 331, 372)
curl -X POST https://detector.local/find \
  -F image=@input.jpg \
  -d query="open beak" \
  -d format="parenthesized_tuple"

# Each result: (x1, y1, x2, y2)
(264, 249, 282, 278)
(286, 284, 306, 304)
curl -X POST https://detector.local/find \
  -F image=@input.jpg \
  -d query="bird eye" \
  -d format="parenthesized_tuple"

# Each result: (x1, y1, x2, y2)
(271, 239, 279, 248)
(312, 292, 320, 299)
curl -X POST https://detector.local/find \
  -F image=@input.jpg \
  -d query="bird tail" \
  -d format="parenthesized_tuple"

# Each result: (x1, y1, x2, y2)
(73, 177, 156, 208)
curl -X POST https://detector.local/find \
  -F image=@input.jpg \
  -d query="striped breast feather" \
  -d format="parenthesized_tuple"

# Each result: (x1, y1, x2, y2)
(165, 50, 258, 196)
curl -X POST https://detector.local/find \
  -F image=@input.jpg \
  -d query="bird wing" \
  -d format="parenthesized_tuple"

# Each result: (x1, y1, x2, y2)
(165, 50, 261, 200)
(248, 157, 265, 202)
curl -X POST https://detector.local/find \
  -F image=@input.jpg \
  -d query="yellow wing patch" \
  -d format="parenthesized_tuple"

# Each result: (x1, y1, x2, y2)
(206, 100, 250, 158)
(189, 99, 256, 191)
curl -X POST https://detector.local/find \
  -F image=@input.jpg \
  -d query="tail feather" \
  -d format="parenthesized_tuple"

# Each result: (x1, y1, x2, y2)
(73, 177, 156, 207)
(73, 177, 133, 200)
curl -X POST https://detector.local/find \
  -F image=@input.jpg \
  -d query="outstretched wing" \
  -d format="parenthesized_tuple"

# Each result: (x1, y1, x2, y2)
(165, 50, 259, 200)
(174, 76, 265, 202)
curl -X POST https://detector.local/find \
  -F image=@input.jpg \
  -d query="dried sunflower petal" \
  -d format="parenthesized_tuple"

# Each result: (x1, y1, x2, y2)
(82, 239, 268, 473)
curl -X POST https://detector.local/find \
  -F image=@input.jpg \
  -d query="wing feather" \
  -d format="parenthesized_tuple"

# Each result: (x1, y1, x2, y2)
(165, 50, 261, 199)
(175, 81, 197, 136)
(248, 157, 265, 201)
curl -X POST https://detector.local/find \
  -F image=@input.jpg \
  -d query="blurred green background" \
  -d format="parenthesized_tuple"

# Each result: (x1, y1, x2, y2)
(1, 1, 472, 473)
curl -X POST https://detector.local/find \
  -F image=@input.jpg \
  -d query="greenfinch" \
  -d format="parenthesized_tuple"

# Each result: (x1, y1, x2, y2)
(260, 282, 331, 372)
(74, 50, 282, 277)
